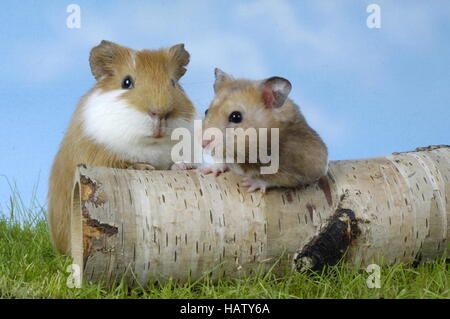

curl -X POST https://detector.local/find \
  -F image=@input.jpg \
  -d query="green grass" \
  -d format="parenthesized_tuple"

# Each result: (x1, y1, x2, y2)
(0, 184, 448, 299)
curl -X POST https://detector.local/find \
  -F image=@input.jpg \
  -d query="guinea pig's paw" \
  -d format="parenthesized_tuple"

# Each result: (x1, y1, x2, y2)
(241, 178, 268, 193)
(171, 162, 197, 171)
(127, 162, 156, 171)
(199, 163, 229, 177)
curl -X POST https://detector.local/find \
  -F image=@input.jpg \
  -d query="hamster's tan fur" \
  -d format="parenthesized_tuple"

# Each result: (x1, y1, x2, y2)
(48, 41, 197, 254)
(201, 69, 328, 192)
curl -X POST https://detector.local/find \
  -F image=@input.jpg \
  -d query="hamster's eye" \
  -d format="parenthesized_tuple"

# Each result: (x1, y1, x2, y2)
(228, 111, 242, 123)
(121, 76, 134, 89)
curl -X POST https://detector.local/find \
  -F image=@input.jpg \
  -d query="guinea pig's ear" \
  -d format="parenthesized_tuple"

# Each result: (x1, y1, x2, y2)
(261, 77, 292, 108)
(214, 68, 233, 93)
(169, 43, 190, 79)
(89, 40, 121, 81)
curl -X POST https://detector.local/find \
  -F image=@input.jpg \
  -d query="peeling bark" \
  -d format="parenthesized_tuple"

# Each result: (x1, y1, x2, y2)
(79, 174, 106, 207)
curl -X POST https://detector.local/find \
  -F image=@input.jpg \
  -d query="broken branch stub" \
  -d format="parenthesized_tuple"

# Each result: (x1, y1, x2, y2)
(70, 145, 450, 286)
(294, 208, 361, 272)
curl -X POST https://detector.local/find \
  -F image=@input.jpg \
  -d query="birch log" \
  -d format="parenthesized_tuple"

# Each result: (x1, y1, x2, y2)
(70, 145, 449, 286)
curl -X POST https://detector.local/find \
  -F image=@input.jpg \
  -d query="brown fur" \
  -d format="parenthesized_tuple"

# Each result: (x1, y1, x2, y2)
(203, 72, 328, 189)
(48, 41, 196, 254)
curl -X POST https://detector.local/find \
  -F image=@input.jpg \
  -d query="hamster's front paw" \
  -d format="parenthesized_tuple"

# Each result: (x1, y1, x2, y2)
(199, 163, 229, 177)
(127, 162, 156, 171)
(171, 162, 197, 170)
(241, 177, 268, 193)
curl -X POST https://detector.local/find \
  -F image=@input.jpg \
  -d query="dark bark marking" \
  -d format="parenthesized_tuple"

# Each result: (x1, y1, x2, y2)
(306, 204, 315, 223)
(392, 144, 449, 155)
(318, 176, 333, 207)
(285, 191, 293, 203)
(294, 208, 361, 272)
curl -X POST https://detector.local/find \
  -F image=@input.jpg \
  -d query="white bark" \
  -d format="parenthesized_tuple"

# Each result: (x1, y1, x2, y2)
(70, 145, 449, 285)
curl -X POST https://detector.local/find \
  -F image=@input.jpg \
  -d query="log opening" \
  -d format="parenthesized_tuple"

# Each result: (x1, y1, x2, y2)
(70, 181, 84, 280)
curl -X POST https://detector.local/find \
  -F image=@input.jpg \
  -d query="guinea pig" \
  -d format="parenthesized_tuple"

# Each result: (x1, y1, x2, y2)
(48, 40, 198, 254)
(200, 68, 328, 192)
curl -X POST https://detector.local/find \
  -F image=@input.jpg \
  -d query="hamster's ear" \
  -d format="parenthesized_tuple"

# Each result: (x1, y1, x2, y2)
(89, 40, 122, 81)
(214, 68, 233, 93)
(261, 77, 292, 108)
(169, 43, 190, 79)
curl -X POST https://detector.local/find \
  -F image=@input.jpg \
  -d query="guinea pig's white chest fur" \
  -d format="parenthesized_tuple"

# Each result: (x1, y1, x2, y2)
(81, 89, 178, 169)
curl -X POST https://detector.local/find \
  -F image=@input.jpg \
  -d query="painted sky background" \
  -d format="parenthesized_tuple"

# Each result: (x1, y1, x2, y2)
(0, 0, 449, 211)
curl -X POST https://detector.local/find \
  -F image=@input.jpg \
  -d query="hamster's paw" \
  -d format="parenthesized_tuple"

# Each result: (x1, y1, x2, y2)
(171, 162, 197, 170)
(241, 178, 268, 193)
(127, 162, 156, 171)
(199, 163, 229, 177)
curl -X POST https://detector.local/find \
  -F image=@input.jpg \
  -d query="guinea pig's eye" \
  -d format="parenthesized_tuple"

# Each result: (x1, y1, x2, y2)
(121, 76, 134, 89)
(171, 79, 176, 87)
(205, 109, 209, 116)
(228, 111, 242, 123)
